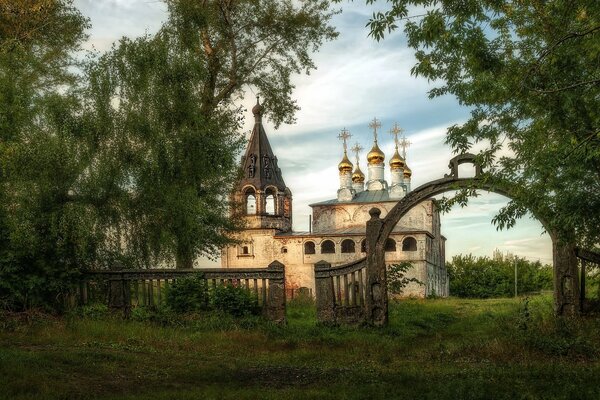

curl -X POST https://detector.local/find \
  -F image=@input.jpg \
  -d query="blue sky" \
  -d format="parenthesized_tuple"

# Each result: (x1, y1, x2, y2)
(73, 0, 553, 265)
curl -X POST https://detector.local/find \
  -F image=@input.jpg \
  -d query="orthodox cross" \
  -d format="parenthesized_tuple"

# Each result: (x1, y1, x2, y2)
(399, 135, 411, 159)
(337, 128, 352, 152)
(368, 117, 381, 142)
(389, 122, 404, 150)
(351, 142, 363, 164)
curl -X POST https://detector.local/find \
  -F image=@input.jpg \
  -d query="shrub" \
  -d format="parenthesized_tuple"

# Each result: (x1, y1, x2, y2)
(211, 284, 259, 317)
(387, 262, 423, 296)
(164, 274, 210, 313)
(447, 253, 553, 298)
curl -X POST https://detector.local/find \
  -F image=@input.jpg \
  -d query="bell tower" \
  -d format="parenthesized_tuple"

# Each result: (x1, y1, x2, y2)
(235, 97, 292, 232)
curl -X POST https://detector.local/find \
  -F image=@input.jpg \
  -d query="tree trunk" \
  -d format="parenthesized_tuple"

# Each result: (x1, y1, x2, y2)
(176, 243, 194, 269)
(552, 237, 580, 316)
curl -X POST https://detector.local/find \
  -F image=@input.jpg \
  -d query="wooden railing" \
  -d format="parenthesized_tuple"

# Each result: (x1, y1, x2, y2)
(79, 261, 286, 322)
(314, 257, 367, 325)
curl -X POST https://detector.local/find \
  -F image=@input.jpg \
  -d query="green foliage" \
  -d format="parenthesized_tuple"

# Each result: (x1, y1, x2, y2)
(361, 0, 600, 247)
(387, 261, 422, 296)
(447, 253, 553, 298)
(164, 275, 210, 313)
(0, 0, 93, 311)
(0, 0, 338, 310)
(211, 284, 260, 317)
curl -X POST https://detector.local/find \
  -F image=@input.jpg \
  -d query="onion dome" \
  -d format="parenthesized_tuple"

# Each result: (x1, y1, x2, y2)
(389, 148, 405, 170)
(367, 143, 385, 164)
(403, 163, 412, 178)
(352, 165, 365, 183)
(338, 152, 353, 174)
(252, 99, 263, 116)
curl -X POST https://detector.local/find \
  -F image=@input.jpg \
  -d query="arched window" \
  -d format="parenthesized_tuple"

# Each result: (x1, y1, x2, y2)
(321, 240, 335, 254)
(304, 241, 315, 255)
(242, 246, 249, 255)
(281, 247, 287, 254)
(341, 239, 355, 253)
(245, 187, 256, 215)
(402, 237, 417, 251)
(385, 238, 396, 252)
(361, 239, 367, 253)
(265, 187, 276, 215)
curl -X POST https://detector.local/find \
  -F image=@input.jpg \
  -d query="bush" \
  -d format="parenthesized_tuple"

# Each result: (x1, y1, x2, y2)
(164, 274, 210, 313)
(211, 284, 259, 317)
(447, 253, 553, 298)
(387, 262, 423, 296)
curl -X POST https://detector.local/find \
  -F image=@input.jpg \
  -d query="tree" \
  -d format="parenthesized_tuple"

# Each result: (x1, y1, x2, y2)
(0, 0, 92, 310)
(85, 0, 338, 268)
(361, 0, 599, 248)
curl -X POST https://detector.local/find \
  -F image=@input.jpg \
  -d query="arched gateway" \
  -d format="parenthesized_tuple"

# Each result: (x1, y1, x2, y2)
(362, 153, 580, 326)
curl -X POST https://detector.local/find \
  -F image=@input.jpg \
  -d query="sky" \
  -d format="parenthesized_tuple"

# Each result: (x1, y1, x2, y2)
(73, 0, 553, 265)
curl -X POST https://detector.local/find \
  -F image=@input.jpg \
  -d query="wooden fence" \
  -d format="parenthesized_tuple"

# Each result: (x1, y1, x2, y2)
(314, 257, 367, 325)
(79, 261, 286, 323)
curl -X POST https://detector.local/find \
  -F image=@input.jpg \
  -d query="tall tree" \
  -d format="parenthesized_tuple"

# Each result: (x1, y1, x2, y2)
(85, 0, 338, 268)
(362, 0, 600, 248)
(0, 0, 92, 309)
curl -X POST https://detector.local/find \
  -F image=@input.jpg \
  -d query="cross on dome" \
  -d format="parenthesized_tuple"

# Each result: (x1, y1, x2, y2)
(368, 117, 381, 142)
(389, 122, 404, 149)
(351, 142, 363, 164)
(399, 135, 411, 159)
(337, 128, 352, 152)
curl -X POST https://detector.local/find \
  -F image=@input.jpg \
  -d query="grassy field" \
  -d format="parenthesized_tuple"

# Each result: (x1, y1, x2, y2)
(1, 295, 600, 400)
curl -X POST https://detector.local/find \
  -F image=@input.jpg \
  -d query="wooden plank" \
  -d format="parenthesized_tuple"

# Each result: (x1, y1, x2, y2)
(351, 272, 357, 306)
(262, 278, 267, 305)
(358, 269, 364, 306)
(343, 274, 349, 306)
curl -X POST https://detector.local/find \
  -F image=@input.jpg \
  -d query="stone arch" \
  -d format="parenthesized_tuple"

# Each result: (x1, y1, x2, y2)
(341, 239, 356, 253)
(364, 154, 579, 325)
(321, 239, 336, 254)
(384, 238, 396, 252)
(242, 185, 257, 215)
(401, 237, 417, 251)
(304, 241, 316, 255)
(264, 186, 278, 215)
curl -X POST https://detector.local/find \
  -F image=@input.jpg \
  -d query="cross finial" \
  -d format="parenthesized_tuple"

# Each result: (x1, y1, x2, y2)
(337, 128, 352, 152)
(399, 134, 411, 159)
(389, 122, 404, 149)
(351, 142, 363, 164)
(368, 117, 382, 142)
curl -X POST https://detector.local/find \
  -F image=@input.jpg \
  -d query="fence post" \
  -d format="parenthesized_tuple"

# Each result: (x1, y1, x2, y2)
(266, 261, 286, 324)
(108, 276, 131, 317)
(365, 207, 388, 326)
(314, 260, 335, 324)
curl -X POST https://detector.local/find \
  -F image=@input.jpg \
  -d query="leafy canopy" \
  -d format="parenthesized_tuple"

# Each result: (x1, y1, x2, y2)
(362, 0, 600, 245)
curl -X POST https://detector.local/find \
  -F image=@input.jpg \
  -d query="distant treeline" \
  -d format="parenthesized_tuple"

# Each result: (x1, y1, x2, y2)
(447, 253, 553, 298)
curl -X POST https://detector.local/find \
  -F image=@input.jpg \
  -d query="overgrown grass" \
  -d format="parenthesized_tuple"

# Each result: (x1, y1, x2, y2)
(1, 295, 599, 399)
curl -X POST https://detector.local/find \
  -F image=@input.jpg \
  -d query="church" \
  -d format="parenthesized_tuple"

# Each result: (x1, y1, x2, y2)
(221, 99, 449, 298)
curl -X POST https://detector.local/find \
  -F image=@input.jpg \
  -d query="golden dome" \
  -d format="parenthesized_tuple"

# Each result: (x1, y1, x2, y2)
(367, 143, 385, 164)
(338, 152, 353, 173)
(403, 164, 412, 178)
(352, 165, 365, 183)
(389, 148, 405, 170)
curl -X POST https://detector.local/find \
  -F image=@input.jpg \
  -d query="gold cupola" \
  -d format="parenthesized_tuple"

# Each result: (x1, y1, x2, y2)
(367, 143, 385, 165)
(389, 147, 405, 170)
(338, 151, 353, 174)
(352, 164, 365, 182)
(403, 163, 412, 178)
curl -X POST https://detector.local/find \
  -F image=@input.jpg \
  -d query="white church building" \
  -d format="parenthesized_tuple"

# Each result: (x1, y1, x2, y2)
(220, 100, 449, 297)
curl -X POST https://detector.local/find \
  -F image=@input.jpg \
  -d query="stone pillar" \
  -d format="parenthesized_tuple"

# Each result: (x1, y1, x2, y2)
(553, 239, 580, 316)
(314, 260, 335, 324)
(108, 277, 131, 317)
(365, 208, 388, 326)
(265, 261, 286, 324)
